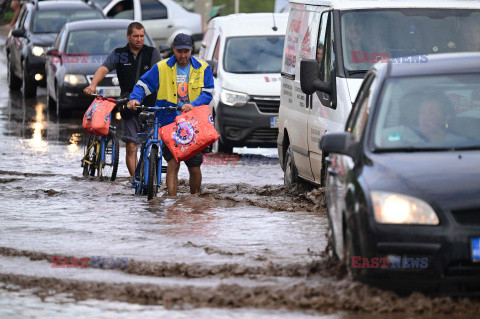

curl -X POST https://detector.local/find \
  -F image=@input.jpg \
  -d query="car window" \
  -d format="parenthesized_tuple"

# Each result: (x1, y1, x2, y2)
(373, 74, 480, 150)
(223, 36, 285, 73)
(213, 37, 220, 62)
(32, 9, 103, 34)
(108, 0, 134, 19)
(54, 28, 65, 49)
(347, 74, 377, 141)
(141, 0, 167, 20)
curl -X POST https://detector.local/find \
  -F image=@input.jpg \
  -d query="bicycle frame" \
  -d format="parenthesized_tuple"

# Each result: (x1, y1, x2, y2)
(132, 105, 181, 196)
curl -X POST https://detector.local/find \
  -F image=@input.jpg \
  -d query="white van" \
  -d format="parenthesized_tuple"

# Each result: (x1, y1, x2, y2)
(199, 13, 288, 153)
(278, 0, 480, 186)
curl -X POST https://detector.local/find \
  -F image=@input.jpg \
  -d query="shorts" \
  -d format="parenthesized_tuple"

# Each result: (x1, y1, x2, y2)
(121, 115, 142, 143)
(161, 144, 203, 168)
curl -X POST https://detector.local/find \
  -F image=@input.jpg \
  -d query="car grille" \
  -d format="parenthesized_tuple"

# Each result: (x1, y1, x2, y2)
(451, 208, 480, 226)
(250, 96, 280, 114)
(86, 75, 116, 86)
(248, 128, 278, 141)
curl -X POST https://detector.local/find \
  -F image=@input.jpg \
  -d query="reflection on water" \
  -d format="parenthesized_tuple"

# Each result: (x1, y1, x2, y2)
(67, 133, 82, 155)
(27, 102, 48, 152)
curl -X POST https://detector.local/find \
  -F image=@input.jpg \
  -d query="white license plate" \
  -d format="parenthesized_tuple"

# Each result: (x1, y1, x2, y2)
(472, 238, 480, 262)
(270, 116, 279, 128)
(96, 87, 120, 97)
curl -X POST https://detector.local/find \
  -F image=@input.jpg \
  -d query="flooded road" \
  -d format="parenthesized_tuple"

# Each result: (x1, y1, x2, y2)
(1, 27, 480, 318)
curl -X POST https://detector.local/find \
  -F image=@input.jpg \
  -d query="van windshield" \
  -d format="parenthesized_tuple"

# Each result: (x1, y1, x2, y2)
(341, 9, 480, 74)
(223, 36, 285, 73)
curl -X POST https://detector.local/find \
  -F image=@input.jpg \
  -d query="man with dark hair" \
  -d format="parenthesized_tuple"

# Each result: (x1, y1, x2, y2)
(84, 22, 161, 177)
(127, 33, 214, 196)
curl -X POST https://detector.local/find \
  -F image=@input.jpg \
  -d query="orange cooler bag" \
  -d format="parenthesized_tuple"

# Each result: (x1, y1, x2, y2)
(160, 104, 219, 162)
(82, 97, 116, 136)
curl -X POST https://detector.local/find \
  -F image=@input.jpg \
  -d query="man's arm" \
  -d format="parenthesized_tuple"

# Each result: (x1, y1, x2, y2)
(128, 64, 160, 109)
(83, 66, 109, 95)
(83, 50, 117, 95)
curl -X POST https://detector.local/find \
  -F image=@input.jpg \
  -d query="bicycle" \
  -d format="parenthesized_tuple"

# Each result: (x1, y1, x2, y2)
(132, 104, 182, 200)
(81, 93, 128, 181)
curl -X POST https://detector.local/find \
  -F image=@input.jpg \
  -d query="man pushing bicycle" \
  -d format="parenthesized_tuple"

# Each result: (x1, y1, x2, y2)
(127, 34, 214, 196)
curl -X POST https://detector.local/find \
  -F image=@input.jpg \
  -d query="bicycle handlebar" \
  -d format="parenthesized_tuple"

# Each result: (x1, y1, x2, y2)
(136, 105, 183, 112)
(89, 93, 129, 104)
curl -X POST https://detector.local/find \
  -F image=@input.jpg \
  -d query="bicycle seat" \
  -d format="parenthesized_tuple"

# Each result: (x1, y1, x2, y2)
(139, 111, 155, 124)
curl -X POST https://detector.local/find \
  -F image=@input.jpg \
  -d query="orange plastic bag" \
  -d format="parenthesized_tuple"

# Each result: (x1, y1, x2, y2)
(160, 105, 219, 162)
(82, 97, 116, 136)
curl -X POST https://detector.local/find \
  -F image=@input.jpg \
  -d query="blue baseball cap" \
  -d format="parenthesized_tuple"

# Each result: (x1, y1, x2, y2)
(172, 33, 193, 50)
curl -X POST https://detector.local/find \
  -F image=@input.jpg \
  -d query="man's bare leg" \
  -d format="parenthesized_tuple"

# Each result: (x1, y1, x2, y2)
(166, 159, 180, 196)
(188, 166, 202, 194)
(126, 141, 137, 177)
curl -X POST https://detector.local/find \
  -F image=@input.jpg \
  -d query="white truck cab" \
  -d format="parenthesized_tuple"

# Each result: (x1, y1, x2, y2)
(278, 0, 480, 186)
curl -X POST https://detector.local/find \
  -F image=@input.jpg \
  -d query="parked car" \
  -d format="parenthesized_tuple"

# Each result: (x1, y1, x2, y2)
(102, 0, 203, 50)
(320, 52, 480, 292)
(45, 19, 155, 117)
(5, 0, 105, 97)
(199, 13, 288, 153)
(277, 0, 480, 188)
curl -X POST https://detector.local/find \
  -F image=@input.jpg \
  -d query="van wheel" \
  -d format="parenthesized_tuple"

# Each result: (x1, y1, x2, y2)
(22, 60, 37, 98)
(284, 144, 299, 187)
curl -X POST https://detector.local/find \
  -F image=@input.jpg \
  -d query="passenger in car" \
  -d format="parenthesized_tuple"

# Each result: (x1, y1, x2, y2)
(418, 94, 456, 142)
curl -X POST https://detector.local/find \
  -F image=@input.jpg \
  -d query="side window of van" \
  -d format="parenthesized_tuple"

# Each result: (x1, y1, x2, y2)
(317, 11, 332, 84)
(213, 37, 220, 63)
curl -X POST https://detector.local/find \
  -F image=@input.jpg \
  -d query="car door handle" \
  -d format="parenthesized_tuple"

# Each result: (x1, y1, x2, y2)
(167, 25, 173, 28)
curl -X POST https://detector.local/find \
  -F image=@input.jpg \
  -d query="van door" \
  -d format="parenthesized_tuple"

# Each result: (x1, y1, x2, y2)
(307, 10, 342, 184)
(280, 5, 321, 181)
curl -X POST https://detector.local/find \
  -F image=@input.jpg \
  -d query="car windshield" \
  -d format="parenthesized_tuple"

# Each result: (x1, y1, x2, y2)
(223, 36, 285, 73)
(341, 9, 480, 73)
(373, 74, 480, 151)
(65, 29, 153, 55)
(32, 10, 103, 34)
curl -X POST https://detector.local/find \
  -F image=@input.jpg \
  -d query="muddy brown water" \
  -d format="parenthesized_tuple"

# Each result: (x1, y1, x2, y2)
(1, 30, 480, 318)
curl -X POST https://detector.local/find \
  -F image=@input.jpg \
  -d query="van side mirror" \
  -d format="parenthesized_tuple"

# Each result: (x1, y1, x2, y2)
(206, 60, 217, 77)
(12, 28, 25, 38)
(300, 59, 332, 95)
(320, 132, 358, 158)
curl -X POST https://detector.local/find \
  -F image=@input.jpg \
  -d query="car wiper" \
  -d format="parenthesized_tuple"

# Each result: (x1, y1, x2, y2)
(373, 147, 449, 153)
(347, 70, 368, 76)
(449, 145, 480, 151)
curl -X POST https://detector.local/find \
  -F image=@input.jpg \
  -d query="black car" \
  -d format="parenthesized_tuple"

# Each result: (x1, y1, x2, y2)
(317, 53, 480, 292)
(45, 19, 155, 117)
(5, 0, 105, 98)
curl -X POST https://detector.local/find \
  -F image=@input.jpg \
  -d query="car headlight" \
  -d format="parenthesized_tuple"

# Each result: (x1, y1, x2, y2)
(371, 191, 439, 225)
(64, 74, 87, 86)
(220, 89, 249, 106)
(32, 46, 44, 57)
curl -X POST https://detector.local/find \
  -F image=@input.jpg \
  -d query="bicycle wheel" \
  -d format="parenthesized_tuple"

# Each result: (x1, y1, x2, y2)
(146, 146, 158, 200)
(83, 135, 96, 177)
(134, 143, 146, 196)
(101, 132, 120, 181)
